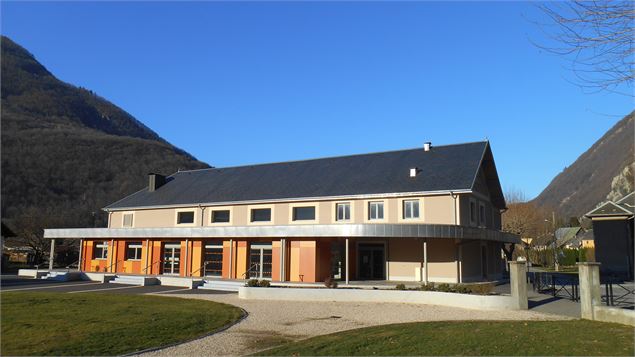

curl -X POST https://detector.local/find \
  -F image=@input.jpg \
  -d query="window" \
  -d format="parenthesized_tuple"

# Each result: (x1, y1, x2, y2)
(211, 210, 230, 223)
(94, 241, 108, 260)
(336, 203, 351, 221)
(122, 213, 134, 227)
(368, 201, 384, 220)
(177, 211, 195, 224)
(251, 208, 271, 222)
(470, 200, 477, 224)
(403, 200, 420, 219)
(479, 203, 486, 226)
(126, 242, 142, 260)
(293, 206, 315, 221)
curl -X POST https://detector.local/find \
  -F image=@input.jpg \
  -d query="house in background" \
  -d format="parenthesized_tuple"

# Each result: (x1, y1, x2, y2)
(555, 227, 585, 249)
(44, 141, 519, 284)
(585, 192, 634, 279)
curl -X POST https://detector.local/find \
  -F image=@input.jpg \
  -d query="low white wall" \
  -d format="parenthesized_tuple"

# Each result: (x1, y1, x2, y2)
(239, 287, 518, 310)
(593, 306, 635, 327)
(17, 269, 47, 279)
(81, 272, 115, 283)
(157, 276, 202, 289)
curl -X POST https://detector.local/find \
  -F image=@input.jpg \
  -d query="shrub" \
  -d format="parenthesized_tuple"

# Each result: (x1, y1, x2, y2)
(436, 283, 452, 292)
(246, 279, 259, 287)
(420, 283, 435, 291)
(454, 284, 471, 294)
(467, 282, 494, 295)
(258, 280, 271, 287)
(395, 283, 406, 290)
(324, 277, 338, 289)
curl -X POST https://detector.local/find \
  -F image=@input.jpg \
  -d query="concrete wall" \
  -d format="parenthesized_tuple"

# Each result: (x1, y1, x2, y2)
(238, 286, 519, 310)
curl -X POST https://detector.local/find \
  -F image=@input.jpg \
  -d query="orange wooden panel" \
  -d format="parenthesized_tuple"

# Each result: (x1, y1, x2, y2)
(191, 240, 203, 277)
(236, 241, 247, 279)
(222, 240, 231, 278)
(299, 240, 317, 282)
(116, 240, 126, 273)
(271, 240, 281, 282)
(152, 241, 162, 275)
(83, 240, 93, 271)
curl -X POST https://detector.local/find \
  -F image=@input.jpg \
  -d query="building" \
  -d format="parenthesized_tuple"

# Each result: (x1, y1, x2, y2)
(555, 227, 584, 249)
(585, 192, 634, 279)
(44, 141, 519, 284)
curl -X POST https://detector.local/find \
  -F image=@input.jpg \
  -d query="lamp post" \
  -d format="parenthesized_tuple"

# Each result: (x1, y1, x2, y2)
(545, 212, 559, 271)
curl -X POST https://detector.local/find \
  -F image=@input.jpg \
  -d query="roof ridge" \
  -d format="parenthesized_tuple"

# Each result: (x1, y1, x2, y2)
(176, 140, 488, 173)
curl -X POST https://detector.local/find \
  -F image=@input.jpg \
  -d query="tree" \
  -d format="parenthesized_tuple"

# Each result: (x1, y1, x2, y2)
(536, 1, 634, 94)
(502, 189, 547, 261)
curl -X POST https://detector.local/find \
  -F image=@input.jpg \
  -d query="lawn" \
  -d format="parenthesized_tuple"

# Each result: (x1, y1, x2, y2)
(1, 292, 243, 356)
(256, 320, 635, 356)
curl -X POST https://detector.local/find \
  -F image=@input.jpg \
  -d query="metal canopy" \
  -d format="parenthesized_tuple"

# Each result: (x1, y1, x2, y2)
(44, 223, 520, 243)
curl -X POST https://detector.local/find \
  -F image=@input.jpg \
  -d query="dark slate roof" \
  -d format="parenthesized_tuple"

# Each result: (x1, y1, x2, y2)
(106, 141, 504, 210)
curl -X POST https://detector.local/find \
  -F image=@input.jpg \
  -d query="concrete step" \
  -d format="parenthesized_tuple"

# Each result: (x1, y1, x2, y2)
(40, 271, 80, 282)
(110, 275, 158, 286)
(199, 280, 245, 292)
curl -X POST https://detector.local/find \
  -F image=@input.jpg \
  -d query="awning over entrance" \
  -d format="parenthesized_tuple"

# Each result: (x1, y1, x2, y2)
(44, 223, 520, 243)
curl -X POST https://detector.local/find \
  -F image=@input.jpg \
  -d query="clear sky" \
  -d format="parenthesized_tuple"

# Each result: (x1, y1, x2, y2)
(2, 1, 632, 199)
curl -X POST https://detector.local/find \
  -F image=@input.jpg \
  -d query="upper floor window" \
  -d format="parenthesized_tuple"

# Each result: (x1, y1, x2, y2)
(126, 242, 142, 261)
(479, 203, 486, 226)
(403, 200, 420, 219)
(211, 210, 230, 223)
(251, 208, 271, 222)
(369, 201, 384, 220)
(336, 203, 351, 221)
(177, 211, 195, 224)
(122, 213, 134, 228)
(293, 206, 315, 221)
(470, 200, 477, 225)
(94, 241, 108, 260)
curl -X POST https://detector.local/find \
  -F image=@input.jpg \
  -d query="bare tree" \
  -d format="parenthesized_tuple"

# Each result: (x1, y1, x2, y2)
(502, 189, 546, 261)
(536, 1, 634, 94)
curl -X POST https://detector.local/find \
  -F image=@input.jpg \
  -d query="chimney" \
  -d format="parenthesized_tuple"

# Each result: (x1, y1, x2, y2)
(148, 173, 166, 192)
(424, 142, 432, 152)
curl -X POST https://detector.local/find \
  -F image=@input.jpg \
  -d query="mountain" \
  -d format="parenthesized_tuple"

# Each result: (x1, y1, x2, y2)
(532, 112, 634, 218)
(1, 36, 210, 230)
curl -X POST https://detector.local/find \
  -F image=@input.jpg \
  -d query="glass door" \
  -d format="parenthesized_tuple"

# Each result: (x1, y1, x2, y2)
(162, 243, 181, 275)
(248, 243, 272, 279)
(358, 243, 385, 280)
(204, 243, 223, 277)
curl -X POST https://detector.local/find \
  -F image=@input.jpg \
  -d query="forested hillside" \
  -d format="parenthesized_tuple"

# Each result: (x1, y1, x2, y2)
(1, 36, 209, 243)
(532, 112, 634, 218)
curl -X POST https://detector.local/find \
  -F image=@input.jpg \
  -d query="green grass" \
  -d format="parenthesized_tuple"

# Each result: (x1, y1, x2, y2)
(1, 292, 243, 356)
(256, 320, 635, 356)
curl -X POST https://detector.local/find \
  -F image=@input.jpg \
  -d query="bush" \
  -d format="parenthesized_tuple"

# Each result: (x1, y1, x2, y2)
(258, 280, 271, 287)
(395, 283, 406, 290)
(436, 283, 452, 292)
(324, 277, 338, 289)
(246, 279, 259, 287)
(467, 282, 494, 295)
(454, 284, 471, 294)
(420, 283, 435, 291)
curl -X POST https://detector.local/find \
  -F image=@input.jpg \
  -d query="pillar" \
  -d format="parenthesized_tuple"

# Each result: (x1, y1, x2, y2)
(78, 239, 83, 272)
(509, 261, 528, 310)
(578, 262, 601, 320)
(49, 239, 55, 270)
(345, 238, 350, 285)
(423, 239, 428, 284)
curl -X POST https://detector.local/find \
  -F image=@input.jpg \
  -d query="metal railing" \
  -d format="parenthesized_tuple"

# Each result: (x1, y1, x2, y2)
(105, 259, 122, 273)
(190, 261, 210, 277)
(600, 276, 635, 308)
(142, 259, 162, 274)
(243, 263, 259, 279)
(527, 271, 580, 301)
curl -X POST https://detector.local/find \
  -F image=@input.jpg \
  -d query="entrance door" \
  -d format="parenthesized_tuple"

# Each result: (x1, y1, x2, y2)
(248, 243, 272, 279)
(358, 243, 385, 280)
(204, 243, 223, 277)
(162, 243, 181, 275)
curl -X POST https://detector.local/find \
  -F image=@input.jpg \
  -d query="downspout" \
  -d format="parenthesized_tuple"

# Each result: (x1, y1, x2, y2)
(450, 191, 458, 225)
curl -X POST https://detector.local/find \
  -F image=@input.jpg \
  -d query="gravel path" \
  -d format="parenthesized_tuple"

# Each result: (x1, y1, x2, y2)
(140, 292, 569, 356)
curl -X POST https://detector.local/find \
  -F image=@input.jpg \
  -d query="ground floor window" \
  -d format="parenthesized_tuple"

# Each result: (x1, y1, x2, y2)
(248, 243, 272, 279)
(204, 244, 223, 277)
(94, 241, 108, 260)
(126, 242, 142, 261)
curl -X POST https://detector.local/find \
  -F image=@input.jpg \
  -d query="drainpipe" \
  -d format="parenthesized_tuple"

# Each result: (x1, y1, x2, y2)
(145, 238, 150, 275)
(423, 239, 428, 284)
(450, 191, 458, 225)
(106, 209, 112, 228)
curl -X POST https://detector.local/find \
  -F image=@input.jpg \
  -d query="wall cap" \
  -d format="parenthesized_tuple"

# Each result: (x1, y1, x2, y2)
(576, 262, 602, 266)
(508, 261, 527, 265)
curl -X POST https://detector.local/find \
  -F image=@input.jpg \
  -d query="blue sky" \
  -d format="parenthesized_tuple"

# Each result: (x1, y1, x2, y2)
(2, 1, 632, 199)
